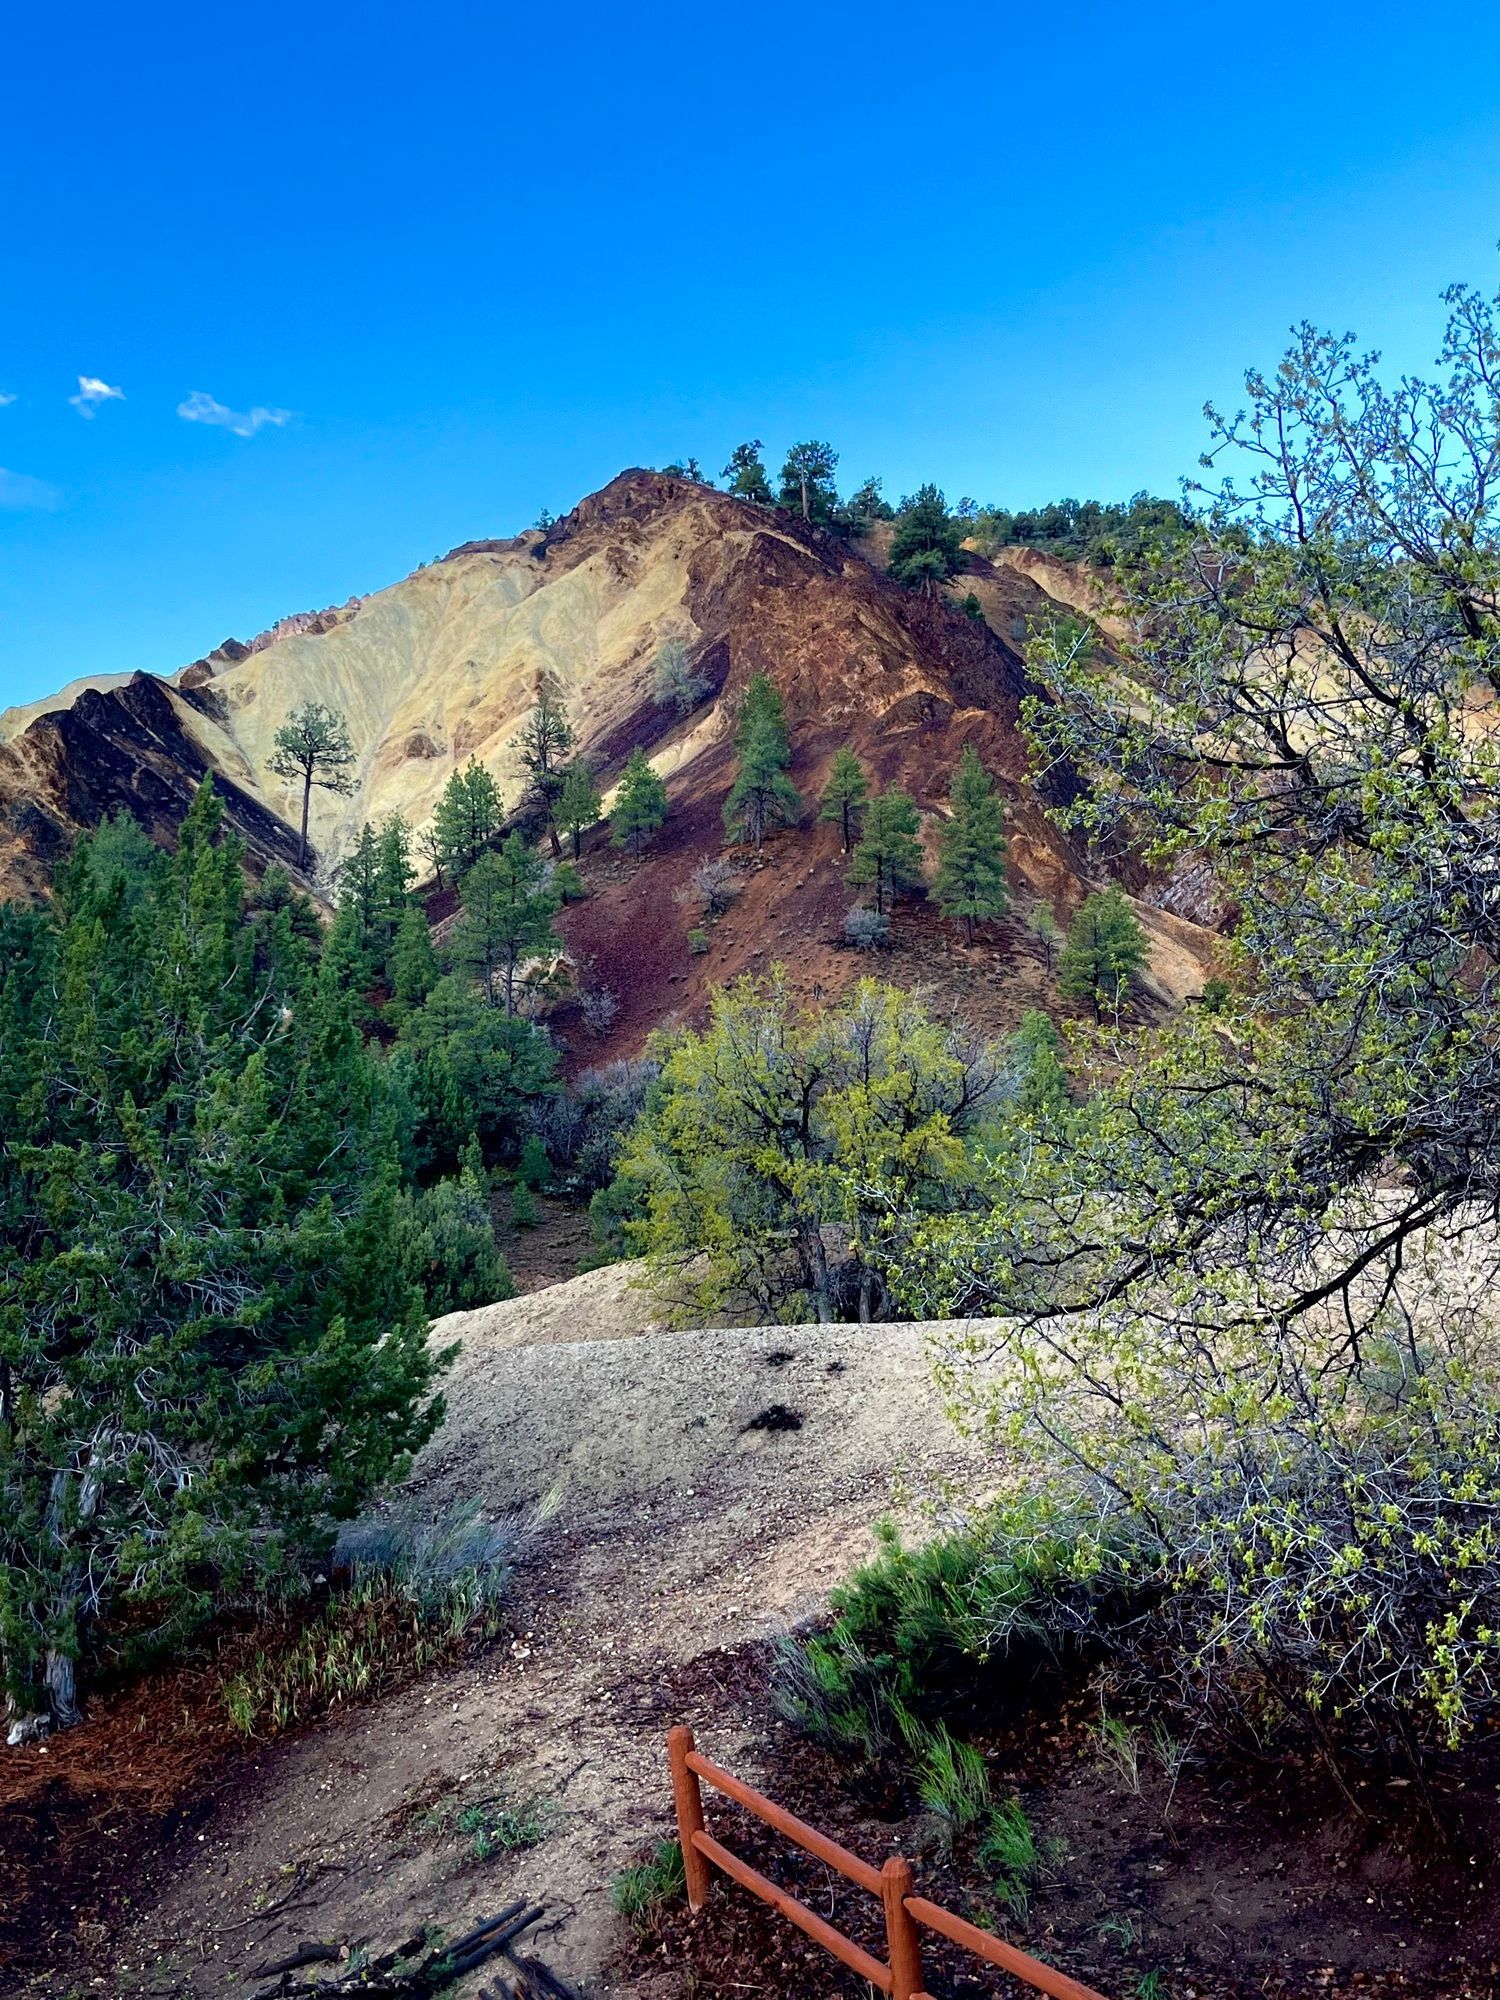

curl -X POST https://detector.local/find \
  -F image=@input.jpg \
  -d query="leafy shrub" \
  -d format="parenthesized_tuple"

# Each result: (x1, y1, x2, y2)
(551, 860, 588, 902)
(510, 1179, 540, 1229)
(516, 1133, 552, 1190)
(687, 927, 709, 955)
(612, 1840, 686, 1929)
(774, 1506, 1127, 1763)
(526, 1059, 657, 1196)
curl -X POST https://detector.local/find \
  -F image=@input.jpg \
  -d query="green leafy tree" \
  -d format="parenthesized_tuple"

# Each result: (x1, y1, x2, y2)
(611, 747, 670, 860)
(778, 441, 839, 523)
(934, 746, 1008, 943)
(889, 484, 966, 594)
(449, 834, 561, 1015)
(613, 975, 1005, 1324)
(723, 673, 800, 851)
(556, 759, 603, 860)
(848, 788, 923, 914)
(891, 285, 1500, 1773)
(0, 782, 442, 1735)
(1056, 887, 1148, 1019)
(515, 690, 576, 855)
(432, 758, 504, 878)
(819, 747, 870, 853)
(269, 702, 357, 871)
(721, 440, 774, 504)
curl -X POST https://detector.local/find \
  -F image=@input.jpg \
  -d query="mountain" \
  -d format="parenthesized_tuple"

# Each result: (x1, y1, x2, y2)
(0, 470, 1214, 1045)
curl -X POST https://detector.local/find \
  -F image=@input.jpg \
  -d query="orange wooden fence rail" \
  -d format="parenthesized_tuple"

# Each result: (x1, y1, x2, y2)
(667, 1725, 1109, 2000)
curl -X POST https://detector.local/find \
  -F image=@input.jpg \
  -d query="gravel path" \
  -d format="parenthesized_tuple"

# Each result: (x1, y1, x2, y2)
(105, 1266, 987, 1998)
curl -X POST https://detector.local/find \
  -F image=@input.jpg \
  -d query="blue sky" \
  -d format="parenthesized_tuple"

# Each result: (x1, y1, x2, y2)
(4, 2, 1500, 708)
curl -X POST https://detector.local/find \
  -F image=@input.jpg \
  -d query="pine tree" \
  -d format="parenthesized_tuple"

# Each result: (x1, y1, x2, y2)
(778, 441, 839, 523)
(1057, 886, 1150, 1019)
(723, 673, 800, 851)
(389, 902, 439, 1018)
(721, 441, 774, 504)
(819, 747, 870, 853)
(888, 484, 966, 594)
(848, 788, 924, 914)
(515, 690, 575, 855)
(935, 746, 1008, 943)
(556, 759, 603, 860)
(268, 702, 357, 871)
(432, 758, 503, 878)
(611, 747, 670, 860)
(449, 832, 561, 1015)
(1032, 903, 1058, 971)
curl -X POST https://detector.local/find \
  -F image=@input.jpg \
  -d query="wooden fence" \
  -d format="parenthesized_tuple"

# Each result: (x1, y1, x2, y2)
(668, 1725, 1108, 2000)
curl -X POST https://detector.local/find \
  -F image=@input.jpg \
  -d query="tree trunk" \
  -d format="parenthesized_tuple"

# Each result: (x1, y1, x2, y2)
(571, 826, 582, 861)
(964, 913, 975, 945)
(800, 475, 809, 521)
(298, 772, 312, 871)
(504, 955, 516, 1017)
(548, 820, 562, 859)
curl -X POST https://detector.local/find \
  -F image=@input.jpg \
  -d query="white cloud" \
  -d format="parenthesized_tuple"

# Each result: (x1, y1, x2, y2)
(0, 393, 17, 409)
(0, 468, 62, 510)
(177, 390, 291, 439)
(70, 375, 124, 417)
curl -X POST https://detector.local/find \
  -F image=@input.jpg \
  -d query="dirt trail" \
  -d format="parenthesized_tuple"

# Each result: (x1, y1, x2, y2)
(98, 1265, 986, 1998)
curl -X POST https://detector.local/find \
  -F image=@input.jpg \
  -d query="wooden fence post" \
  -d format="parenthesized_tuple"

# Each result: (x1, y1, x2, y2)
(881, 1855, 924, 2000)
(668, 1724, 711, 1911)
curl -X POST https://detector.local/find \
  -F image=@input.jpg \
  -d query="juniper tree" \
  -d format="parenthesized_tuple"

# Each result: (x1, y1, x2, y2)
(723, 673, 800, 851)
(819, 747, 869, 853)
(611, 747, 670, 860)
(0, 785, 441, 1736)
(269, 702, 357, 871)
(848, 788, 924, 914)
(934, 745, 1008, 943)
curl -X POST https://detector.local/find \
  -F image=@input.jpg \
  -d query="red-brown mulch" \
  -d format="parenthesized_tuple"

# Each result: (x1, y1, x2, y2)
(618, 1652, 1500, 2000)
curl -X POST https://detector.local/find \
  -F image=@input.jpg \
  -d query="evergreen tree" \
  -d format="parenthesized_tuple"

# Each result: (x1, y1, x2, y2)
(934, 745, 1008, 943)
(819, 747, 870, 853)
(269, 702, 357, 871)
(556, 758, 603, 860)
(611, 747, 670, 860)
(848, 788, 924, 914)
(721, 440, 774, 504)
(450, 833, 561, 1015)
(1056, 886, 1149, 1019)
(889, 484, 966, 594)
(432, 758, 503, 878)
(723, 673, 800, 851)
(1032, 903, 1059, 971)
(515, 689, 576, 855)
(393, 973, 557, 1171)
(0, 781, 441, 1733)
(389, 902, 439, 1018)
(845, 476, 895, 526)
(778, 440, 839, 522)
